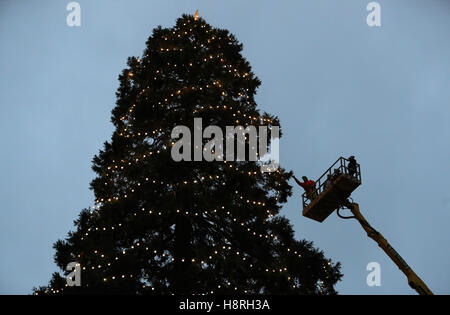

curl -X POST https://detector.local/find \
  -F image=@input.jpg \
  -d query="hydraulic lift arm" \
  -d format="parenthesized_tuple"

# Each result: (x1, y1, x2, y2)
(345, 201, 433, 295)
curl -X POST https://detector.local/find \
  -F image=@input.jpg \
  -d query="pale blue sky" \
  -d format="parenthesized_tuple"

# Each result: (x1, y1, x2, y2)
(1, 0, 449, 294)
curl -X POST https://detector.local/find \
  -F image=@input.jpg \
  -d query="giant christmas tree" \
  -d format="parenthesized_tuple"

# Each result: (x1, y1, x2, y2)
(34, 14, 342, 295)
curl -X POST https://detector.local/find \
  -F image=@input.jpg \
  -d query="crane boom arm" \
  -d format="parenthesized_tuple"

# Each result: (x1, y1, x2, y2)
(347, 202, 433, 295)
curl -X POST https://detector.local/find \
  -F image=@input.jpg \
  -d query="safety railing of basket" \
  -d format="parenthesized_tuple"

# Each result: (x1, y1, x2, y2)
(301, 157, 361, 208)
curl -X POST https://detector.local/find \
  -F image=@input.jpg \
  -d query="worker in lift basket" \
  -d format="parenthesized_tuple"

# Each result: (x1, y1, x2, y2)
(293, 175, 317, 200)
(347, 155, 357, 178)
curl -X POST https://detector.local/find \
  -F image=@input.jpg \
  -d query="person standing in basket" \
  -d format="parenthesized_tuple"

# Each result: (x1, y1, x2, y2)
(347, 156, 357, 178)
(293, 175, 317, 200)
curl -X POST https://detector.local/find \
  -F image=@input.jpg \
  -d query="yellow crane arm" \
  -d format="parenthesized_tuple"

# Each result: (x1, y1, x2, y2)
(347, 202, 433, 295)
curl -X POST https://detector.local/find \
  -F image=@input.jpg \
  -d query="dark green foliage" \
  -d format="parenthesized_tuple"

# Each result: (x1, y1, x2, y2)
(34, 14, 342, 295)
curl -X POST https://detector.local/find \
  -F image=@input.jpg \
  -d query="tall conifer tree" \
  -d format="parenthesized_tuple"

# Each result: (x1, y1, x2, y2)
(34, 14, 342, 295)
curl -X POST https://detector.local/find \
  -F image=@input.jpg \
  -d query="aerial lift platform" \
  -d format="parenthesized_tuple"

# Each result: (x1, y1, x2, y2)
(300, 157, 433, 295)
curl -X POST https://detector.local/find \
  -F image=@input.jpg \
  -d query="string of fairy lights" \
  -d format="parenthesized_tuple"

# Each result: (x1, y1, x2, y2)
(81, 236, 298, 287)
(115, 19, 273, 140)
(117, 100, 273, 139)
(94, 173, 271, 207)
(43, 175, 300, 294)
(94, 143, 284, 209)
(64, 200, 330, 294)
(42, 211, 303, 294)
(38, 16, 334, 295)
(77, 179, 297, 290)
(101, 149, 270, 178)
(48, 210, 304, 295)
(42, 188, 309, 295)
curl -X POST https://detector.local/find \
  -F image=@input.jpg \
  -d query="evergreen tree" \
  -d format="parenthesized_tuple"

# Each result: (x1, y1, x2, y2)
(34, 14, 342, 295)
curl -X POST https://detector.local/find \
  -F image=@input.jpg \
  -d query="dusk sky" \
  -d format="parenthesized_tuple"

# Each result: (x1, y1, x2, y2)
(0, 0, 449, 294)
